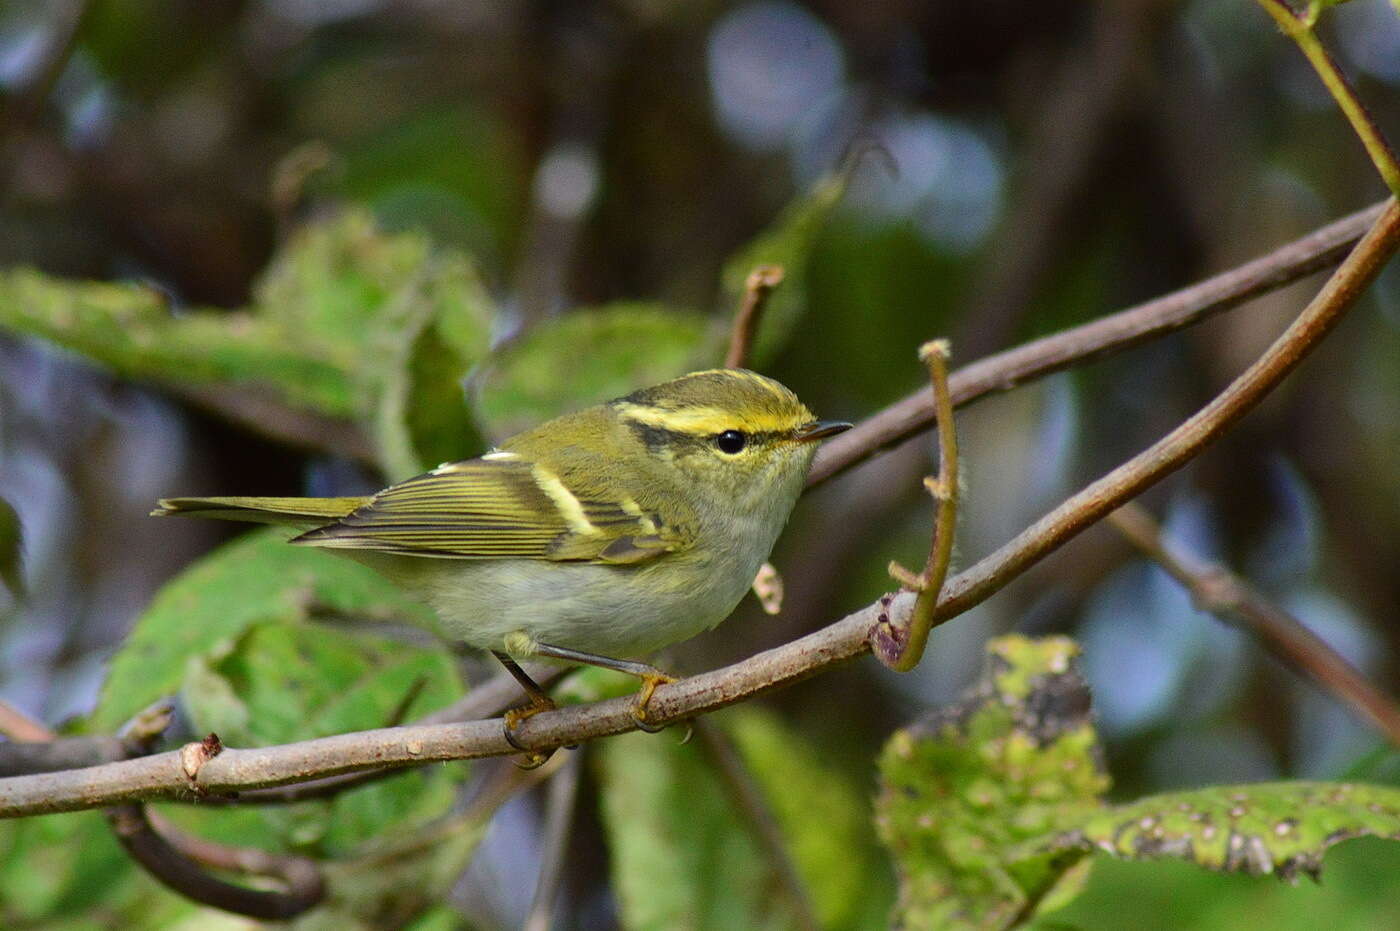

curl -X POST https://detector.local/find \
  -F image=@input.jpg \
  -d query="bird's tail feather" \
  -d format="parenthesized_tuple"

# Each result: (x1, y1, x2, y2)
(151, 496, 370, 527)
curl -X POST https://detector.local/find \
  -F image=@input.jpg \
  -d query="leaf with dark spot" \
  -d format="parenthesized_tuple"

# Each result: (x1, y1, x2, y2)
(1028, 782, 1400, 884)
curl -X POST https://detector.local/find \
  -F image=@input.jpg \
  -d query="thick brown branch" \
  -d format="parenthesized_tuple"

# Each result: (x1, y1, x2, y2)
(809, 199, 1389, 487)
(0, 663, 564, 789)
(0, 593, 903, 817)
(1109, 502, 1400, 747)
(2, 201, 1395, 820)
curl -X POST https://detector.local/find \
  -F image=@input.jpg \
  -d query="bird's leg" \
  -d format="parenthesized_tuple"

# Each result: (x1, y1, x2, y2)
(530, 641, 677, 734)
(493, 651, 556, 769)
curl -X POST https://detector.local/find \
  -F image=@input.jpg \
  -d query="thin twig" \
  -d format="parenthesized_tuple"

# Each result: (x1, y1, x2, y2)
(523, 749, 582, 931)
(1108, 502, 1400, 747)
(1254, 0, 1400, 196)
(725, 265, 785, 369)
(808, 199, 1388, 487)
(2, 201, 1394, 819)
(694, 717, 820, 931)
(113, 201, 1385, 483)
(874, 340, 959, 671)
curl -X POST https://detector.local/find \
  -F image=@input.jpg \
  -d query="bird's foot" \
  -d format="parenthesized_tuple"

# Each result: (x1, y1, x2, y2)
(629, 671, 677, 734)
(502, 696, 557, 769)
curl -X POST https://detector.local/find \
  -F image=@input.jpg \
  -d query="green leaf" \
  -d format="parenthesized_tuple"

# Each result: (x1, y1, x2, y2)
(168, 620, 465, 855)
(0, 813, 131, 922)
(368, 253, 492, 478)
(596, 727, 804, 931)
(875, 635, 1109, 930)
(0, 496, 21, 599)
(91, 529, 437, 733)
(595, 708, 889, 930)
(721, 171, 849, 365)
(0, 268, 354, 415)
(1032, 781, 1400, 883)
(470, 303, 712, 440)
(725, 707, 896, 929)
(0, 210, 496, 474)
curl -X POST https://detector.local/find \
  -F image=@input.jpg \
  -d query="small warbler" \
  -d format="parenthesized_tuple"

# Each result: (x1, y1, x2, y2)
(154, 368, 849, 753)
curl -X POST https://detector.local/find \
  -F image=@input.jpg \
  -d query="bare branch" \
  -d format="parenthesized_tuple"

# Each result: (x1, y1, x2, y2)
(809, 199, 1389, 487)
(0, 593, 905, 817)
(184, 663, 569, 806)
(725, 265, 785, 369)
(1108, 502, 1400, 747)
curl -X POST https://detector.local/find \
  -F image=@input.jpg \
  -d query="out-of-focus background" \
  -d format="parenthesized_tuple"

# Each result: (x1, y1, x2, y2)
(1, 1, 1398, 928)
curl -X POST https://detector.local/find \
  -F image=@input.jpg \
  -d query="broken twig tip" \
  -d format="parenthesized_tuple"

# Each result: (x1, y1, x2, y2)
(746, 265, 786, 290)
(918, 339, 951, 363)
(887, 560, 926, 591)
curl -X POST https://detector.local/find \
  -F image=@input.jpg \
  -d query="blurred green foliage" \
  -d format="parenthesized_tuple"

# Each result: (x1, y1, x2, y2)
(596, 707, 891, 930)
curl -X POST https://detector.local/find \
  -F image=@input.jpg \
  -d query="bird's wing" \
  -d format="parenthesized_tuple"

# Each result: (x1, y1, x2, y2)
(290, 457, 689, 563)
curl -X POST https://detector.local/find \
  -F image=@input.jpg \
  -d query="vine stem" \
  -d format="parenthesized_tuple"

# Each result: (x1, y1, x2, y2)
(874, 340, 960, 672)
(1254, 0, 1400, 197)
(725, 265, 785, 369)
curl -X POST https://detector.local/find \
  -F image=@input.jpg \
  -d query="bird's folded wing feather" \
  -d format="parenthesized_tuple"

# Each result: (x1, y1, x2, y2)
(290, 458, 688, 563)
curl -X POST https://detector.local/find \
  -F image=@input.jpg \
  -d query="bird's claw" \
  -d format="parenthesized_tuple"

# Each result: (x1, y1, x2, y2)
(502, 697, 557, 769)
(629, 671, 677, 734)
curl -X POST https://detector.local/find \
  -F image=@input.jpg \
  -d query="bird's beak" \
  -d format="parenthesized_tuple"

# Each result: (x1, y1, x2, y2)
(793, 420, 853, 442)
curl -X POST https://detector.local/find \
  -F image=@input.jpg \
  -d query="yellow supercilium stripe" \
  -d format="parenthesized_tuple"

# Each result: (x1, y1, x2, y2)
(614, 402, 800, 436)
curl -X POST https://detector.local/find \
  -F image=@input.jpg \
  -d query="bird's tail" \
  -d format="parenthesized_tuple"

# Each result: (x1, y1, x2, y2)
(151, 496, 371, 528)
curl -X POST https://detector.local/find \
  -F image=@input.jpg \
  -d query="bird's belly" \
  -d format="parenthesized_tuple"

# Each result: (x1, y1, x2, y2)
(357, 553, 754, 660)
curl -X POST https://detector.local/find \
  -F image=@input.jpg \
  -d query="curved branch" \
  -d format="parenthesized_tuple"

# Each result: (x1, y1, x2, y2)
(926, 199, 1399, 620)
(107, 804, 324, 920)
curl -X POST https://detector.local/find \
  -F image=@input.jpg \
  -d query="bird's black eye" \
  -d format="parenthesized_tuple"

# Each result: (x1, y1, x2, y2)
(715, 430, 747, 454)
